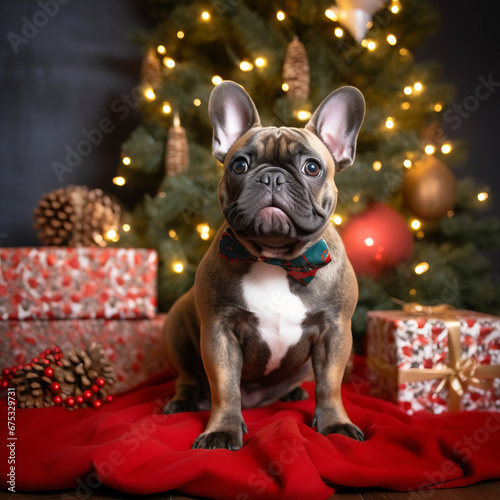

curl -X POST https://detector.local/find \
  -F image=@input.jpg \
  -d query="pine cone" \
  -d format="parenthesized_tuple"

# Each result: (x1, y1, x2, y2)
(33, 186, 121, 247)
(141, 46, 162, 88)
(11, 351, 59, 409)
(165, 114, 189, 175)
(282, 38, 310, 101)
(57, 342, 116, 400)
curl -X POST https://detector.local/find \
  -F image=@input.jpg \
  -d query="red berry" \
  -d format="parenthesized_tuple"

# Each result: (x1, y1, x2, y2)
(76, 396, 84, 404)
(32, 358, 39, 363)
(83, 390, 93, 400)
(106, 395, 113, 403)
(57, 361, 63, 366)
(55, 346, 61, 353)
(1, 379, 8, 388)
(65, 397, 75, 407)
(45, 348, 51, 355)
(2, 368, 10, 376)
(44, 367, 54, 378)
(50, 382, 60, 393)
(43, 359, 50, 365)
(53, 395, 62, 405)
(92, 399, 102, 409)
(11, 367, 17, 373)
(39, 353, 45, 359)
(17, 364, 23, 370)
(91, 384, 99, 393)
(96, 377, 106, 387)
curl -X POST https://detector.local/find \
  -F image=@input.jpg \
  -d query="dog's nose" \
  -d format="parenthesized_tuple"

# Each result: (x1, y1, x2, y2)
(258, 170, 287, 188)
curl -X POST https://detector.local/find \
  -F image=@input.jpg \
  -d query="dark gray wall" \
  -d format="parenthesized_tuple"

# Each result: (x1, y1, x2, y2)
(1, 0, 499, 250)
(0, 0, 146, 246)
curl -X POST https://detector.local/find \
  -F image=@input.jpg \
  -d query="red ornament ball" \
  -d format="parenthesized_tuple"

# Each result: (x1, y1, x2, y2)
(44, 366, 54, 378)
(50, 382, 61, 393)
(91, 384, 99, 393)
(92, 399, 102, 409)
(83, 390, 93, 400)
(53, 395, 63, 405)
(96, 377, 106, 388)
(66, 397, 75, 407)
(341, 202, 413, 278)
(76, 396, 84, 404)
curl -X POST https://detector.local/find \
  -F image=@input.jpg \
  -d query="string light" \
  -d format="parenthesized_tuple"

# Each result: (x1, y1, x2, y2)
(197, 223, 210, 234)
(399, 48, 409, 56)
(157, 45, 166, 54)
(441, 143, 452, 154)
(163, 57, 175, 68)
(401, 101, 410, 110)
(387, 34, 397, 45)
(332, 215, 342, 225)
(177, 31, 185, 39)
(414, 82, 423, 91)
(297, 110, 311, 120)
(173, 262, 184, 273)
(122, 157, 131, 165)
(162, 102, 172, 114)
(212, 75, 223, 85)
(409, 288, 417, 297)
(334, 28, 343, 38)
(158, 192, 166, 198)
(416, 230, 425, 239)
(478, 192, 488, 202)
(122, 224, 131, 232)
(391, 4, 399, 13)
(168, 229, 178, 240)
(325, 9, 337, 20)
(404, 86, 412, 95)
(404, 159, 412, 168)
(352, 194, 360, 203)
(201, 11, 210, 20)
(411, 219, 421, 230)
(385, 117, 394, 129)
(277, 11, 285, 21)
(415, 262, 429, 275)
(144, 88, 156, 100)
(193, 99, 201, 106)
(113, 176, 126, 186)
(364, 238, 374, 247)
(240, 61, 253, 71)
(373, 161, 382, 171)
(367, 41, 376, 50)
(282, 83, 289, 91)
(425, 144, 435, 154)
(361, 39, 368, 47)
(434, 103, 443, 112)
(447, 210, 455, 217)
(105, 229, 118, 241)
(255, 57, 266, 67)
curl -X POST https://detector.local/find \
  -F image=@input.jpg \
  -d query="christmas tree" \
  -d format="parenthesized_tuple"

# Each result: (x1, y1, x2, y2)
(113, 0, 500, 348)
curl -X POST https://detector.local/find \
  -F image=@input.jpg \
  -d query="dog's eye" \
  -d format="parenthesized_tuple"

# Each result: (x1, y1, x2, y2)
(302, 161, 321, 177)
(231, 159, 248, 174)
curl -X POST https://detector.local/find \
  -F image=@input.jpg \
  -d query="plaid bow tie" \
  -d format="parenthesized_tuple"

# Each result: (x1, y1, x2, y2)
(218, 227, 331, 284)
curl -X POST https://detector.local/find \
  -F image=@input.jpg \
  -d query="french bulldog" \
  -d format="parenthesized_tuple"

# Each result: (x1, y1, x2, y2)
(162, 80, 365, 450)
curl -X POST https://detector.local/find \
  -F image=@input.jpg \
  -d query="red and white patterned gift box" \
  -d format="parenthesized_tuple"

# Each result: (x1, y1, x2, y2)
(0, 247, 157, 320)
(367, 309, 500, 415)
(0, 314, 167, 393)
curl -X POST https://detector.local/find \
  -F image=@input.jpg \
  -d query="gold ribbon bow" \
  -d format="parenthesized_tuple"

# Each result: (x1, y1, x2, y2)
(369, 301, 500, 412)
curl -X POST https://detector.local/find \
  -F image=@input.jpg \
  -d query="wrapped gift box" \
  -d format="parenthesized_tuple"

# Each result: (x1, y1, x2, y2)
(367, 308, 500, 414)
(0, 314, 167, 393)
(0, 247, 157, 320)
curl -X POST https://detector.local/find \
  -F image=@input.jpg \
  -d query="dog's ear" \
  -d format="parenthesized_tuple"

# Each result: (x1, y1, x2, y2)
(305, 86, 365, 171)
(209, 81, 261, 163)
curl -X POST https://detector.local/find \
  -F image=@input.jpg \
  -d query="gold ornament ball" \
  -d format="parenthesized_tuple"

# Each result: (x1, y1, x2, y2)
(402, 156, 457, 220)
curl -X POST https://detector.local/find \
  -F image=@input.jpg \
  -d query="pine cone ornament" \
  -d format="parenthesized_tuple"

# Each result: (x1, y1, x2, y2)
(141, 46, 162, 88)
(282, 37, 310, 101)
(2, 344, 116, 410)
(33, 186, 121, 247)
(165, 113, 189, 175)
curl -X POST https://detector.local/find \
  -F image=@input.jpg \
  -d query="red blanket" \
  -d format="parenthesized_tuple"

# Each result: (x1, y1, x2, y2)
(2, 357, 500, 499)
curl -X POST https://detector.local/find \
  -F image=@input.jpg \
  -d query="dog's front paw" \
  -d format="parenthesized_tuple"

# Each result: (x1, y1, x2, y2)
(192, 429, 243, 451)
(319, 422, 364, 441)
(163, 399, 198, 414)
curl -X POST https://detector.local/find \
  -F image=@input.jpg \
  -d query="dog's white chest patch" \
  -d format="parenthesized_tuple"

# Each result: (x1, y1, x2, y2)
(241, 262, 307, 375)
